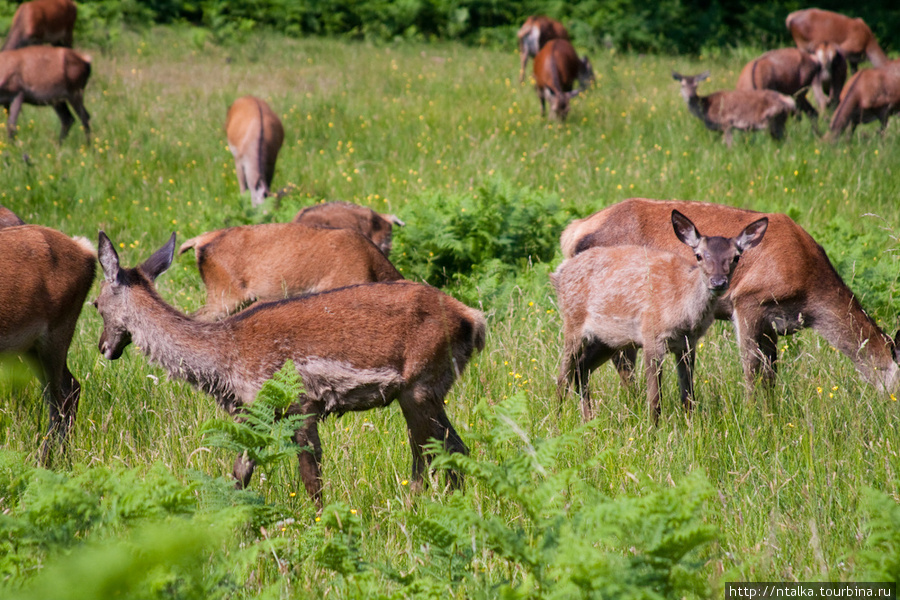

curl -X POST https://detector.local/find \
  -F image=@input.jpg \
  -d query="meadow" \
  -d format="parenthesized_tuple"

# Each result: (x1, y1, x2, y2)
(0, 27, 899, 598)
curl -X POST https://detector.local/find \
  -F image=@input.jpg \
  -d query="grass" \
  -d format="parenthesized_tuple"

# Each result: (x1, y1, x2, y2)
(1, 26, 899, 595)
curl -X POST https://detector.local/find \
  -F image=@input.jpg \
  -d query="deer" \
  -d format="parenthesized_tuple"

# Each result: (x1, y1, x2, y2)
(533, 39, 594, 121)
(829, 60, 900, 140)
(673, 71, 797, 147)
(292, 201, 405, 257)
(736, 46, 844, 127)
(1, 224, 96, 464)
(517, 15, 569, 84)
(0, 204, 25, 227)
(179, 223, 403, 320)
(553, 210, 767, 423)
(225, 95, 284, 207)
(1, 0, 76, 51)
(0, 45, 91, 143)
(786, 8, 888, 74)
(94, 231, 486, 507)
(560, 198, 900, 395)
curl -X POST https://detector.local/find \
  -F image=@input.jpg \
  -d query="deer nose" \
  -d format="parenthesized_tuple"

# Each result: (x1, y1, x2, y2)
(709, 276, 730, 292)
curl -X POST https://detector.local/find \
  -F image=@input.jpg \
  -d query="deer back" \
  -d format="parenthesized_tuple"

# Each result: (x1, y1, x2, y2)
(1, 0, 76, 51)
(292, 201, 402, 257)
(0, 46, 90, 102)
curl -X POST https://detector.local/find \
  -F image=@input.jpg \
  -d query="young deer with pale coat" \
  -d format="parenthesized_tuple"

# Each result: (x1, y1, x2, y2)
(179, 223, 403, 320)
(551, 210, 768, 422)
(554, 211, 766, 423)
(673, 71, 796, 147)
(1, 224, 96, 463)
(225, 95, 284, 207)
(561, 198, 900, 394)
(1, 0, 76, 51)
(94, 232, 486, 507)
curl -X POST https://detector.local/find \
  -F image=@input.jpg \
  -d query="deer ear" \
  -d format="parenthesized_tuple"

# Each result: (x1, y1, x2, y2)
(139, 232, 176, 282)
(672, 210, 701, 248)
(699, 70, 711, 82)
(893, 330, 900, 364)
(736, 217, 768, 252)
(98, 231, 120, 283)
(672, 71, 683, 81)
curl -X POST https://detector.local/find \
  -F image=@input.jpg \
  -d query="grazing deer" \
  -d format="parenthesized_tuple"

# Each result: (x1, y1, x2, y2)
(292, 201, 405, 257)
(533, 39, 594, 121)
(561, 198, 900, 393)
(1, 0, 76, 51)
(1, 224, 96, 463)
(517, 15, 569, 84)
(95, 232, 486, 506)
(225, 96, 284, 207)
(736, 46, 843, 125)
(673, 71, 797, 147)
(553, 211, 767, 423)
(787, 8, 888, 73)
(0, 45, 91, 142)
(179, 223, 403, 320)
(829, 60, 900, 140)
(0, 204, 25, 227)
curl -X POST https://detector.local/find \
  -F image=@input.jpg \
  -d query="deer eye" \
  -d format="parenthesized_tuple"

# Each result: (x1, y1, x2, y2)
(695, 254, 702, 262)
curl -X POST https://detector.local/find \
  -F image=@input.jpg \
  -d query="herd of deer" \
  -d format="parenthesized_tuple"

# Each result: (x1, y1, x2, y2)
(2, 1, 899, 507)
(519, 10, 900, 142)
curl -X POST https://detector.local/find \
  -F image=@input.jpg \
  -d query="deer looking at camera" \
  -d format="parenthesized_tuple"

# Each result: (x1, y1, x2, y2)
(94, 232, 486, 507)
(553, 210, 767, 423)
(517, 15, 569, 84)
(673, 70, 796, 147)
(225, 95, 284, 207)
(1, 0, 76, 51)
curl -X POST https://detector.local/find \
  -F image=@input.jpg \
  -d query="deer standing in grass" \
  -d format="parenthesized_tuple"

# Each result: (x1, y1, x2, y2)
(787, 8, 888, 73)
(517, 15, 568, 84)
(94, 232, 486, 507)
(179, 223, 403, 320)
(561, 198, 900, 393)
(1, 0, 76, 51)
(1, 224, 96, 463)
(225, 96, 284, 207)
(292, 201, 405, 257)
(533, 39, 593, 121)
(829, 60, 900, 140)
(553, 210, 767, 423)
(673, 71, 796, 147)
(0, 45, 91, 142)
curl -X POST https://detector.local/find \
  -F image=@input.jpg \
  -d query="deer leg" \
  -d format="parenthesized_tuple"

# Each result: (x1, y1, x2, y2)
(675, 341, 696, 413)
(33, 344, 80, 466)
(519, 49, 528, 84)
(7, 92, 24, 139)
(733, 307, 778, 388)
(68, 94, 91, 142)
(538, 88, 547, 117)
(644, 349, 664, 425)
(234, 157, 248, 193)
(722, 127, 734, 148)
(558, 337, 611, 422)
(52, 101, 76, 142)
(398, 385, 467, 491)
(796, 95, 820, 135)
(612, 347, 638, 387)
(233, 452, 256, 489)
(291, 404, 323, 508)
(769, 113, 788, 141)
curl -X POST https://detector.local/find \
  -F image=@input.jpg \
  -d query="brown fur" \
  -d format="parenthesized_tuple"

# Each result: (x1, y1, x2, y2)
(292, 201, 404, 257)
(829, 60, 900, 139)
(0, 45, 91, 142)
(96, 232, 486, 507)
(561, 198, 900, 392)
(179, 223, 403, 320)
(0, 205, 25, 228)
(673, 71, 796, 147)
(0, 225, 96, 463)
(1, 0, 76, 51)
(533, 39, 594, 121)
(787, 8, 888, 72)
(225, 96, 284, 207)
(553, 211, 766, 423)
(517, 15, 569, 83)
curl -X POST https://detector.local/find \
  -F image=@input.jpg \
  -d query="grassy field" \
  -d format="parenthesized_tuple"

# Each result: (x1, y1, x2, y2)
(1, 27, 899, 597)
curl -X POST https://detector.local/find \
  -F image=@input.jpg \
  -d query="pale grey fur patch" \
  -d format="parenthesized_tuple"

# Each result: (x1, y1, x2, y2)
(524, 26, 541, 56)
(296, 357, 405, 415)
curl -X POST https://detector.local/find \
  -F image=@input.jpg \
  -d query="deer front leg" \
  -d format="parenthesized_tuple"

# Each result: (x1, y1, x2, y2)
(675, 340, 696, 413)
(644, 349, 664, 424)
(7, 91, 24, 139)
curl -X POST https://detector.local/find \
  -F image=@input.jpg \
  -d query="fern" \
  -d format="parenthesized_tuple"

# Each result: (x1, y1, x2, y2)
(858, 486, 900, 582)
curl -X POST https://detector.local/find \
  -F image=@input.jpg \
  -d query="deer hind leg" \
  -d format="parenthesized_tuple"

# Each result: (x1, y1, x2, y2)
(558, 336, 612, 422)
(52, 101, 76, 142)
(68, 94, 91, 141)
(612, 347, 638, 387)
(644, 348, 665, 424)
(34, 343, 81, 466)
(6, 91, 24, 139)
(288, 398, 324, 508)
(769, 113, 788, 141)
(733, 307, 779, 389)
(674, 340, 697, 413)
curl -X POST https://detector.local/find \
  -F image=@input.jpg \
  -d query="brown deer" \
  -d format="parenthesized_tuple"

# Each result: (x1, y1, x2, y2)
(0, 204, 25, 227)
(1, 0, 76, 51)
(561, 198, 900, 393)
(1, 224, 96, 463)
(736, 46, 844, 125)
(533, 39, 594, 121)
(517, 15, 569, 84)
(673, 71, 797, 147)
(225, 96, 284, 207)
(292, 201, 405, 257)
(0, 45, 91, 142)
(553, 211, 767, 423)
(95, 232, 486, 506)
(829, 60, 900, 140)
(787, 8, 888, 73)
(179, 223, 403, 320)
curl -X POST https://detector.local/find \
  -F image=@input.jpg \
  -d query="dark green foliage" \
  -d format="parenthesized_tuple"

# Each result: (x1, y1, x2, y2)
(858, 486, 900, 583)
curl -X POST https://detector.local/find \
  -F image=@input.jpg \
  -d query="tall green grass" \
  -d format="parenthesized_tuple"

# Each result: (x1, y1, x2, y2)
(1, 27, 898, 596)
